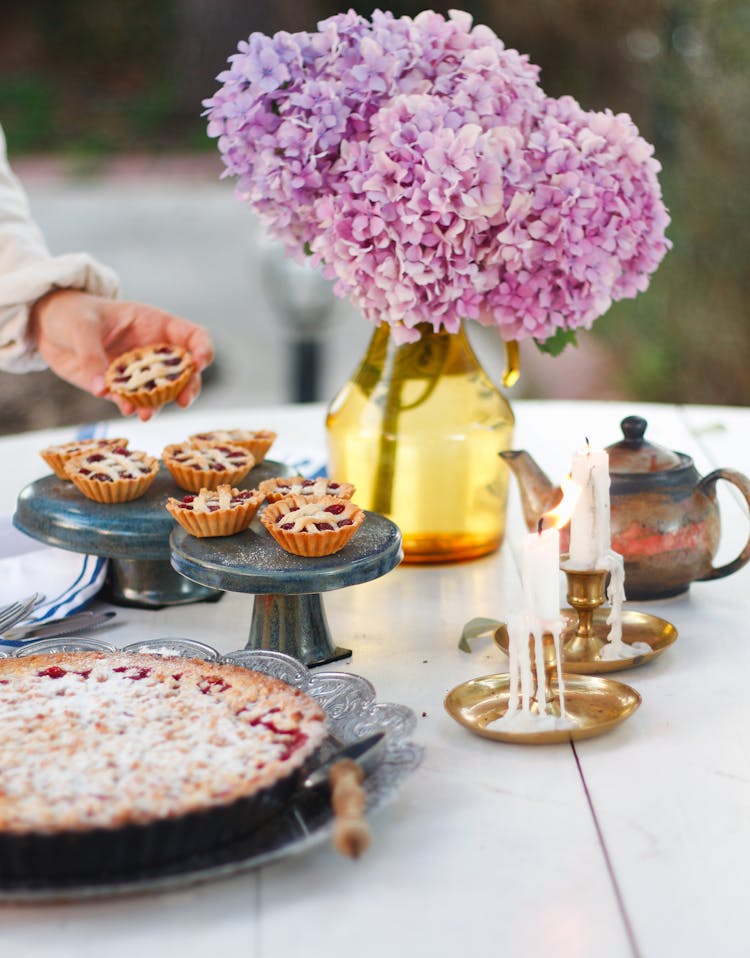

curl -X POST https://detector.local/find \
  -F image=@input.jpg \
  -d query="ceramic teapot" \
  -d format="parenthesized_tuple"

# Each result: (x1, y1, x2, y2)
(500, 415, 750, 599)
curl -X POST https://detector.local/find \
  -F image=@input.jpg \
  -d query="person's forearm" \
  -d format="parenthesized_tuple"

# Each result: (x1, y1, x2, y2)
(0, 126, 51, 275)
(0, 124, 118, 373)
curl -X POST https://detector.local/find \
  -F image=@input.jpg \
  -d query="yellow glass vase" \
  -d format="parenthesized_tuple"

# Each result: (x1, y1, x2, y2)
(325, 322, 515, 563)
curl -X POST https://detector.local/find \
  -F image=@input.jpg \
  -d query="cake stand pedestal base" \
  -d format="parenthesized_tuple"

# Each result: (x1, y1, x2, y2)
(170, 511, 403, 668)
(102, 558, 222, 609)
(248, 594, 350, 666)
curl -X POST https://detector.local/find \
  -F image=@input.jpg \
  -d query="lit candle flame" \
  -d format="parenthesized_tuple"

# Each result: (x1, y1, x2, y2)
(539, 475, 582, 531)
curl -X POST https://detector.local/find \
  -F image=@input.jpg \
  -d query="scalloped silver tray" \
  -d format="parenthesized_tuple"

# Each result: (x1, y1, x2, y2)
(0, 638, 423, 903)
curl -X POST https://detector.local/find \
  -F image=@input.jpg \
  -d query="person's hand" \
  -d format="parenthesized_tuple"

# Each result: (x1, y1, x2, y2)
(30, 289, 214, 421)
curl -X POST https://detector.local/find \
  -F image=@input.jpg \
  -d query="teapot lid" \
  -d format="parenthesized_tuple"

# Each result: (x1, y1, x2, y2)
(606, 416, 684, 473)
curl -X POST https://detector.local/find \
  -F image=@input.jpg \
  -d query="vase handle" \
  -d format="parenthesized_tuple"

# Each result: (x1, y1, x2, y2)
(502, 341, 520, 388)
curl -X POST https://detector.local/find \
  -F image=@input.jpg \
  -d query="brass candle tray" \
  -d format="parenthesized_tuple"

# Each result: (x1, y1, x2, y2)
(444, 671, 641, 745)
(494, 609, 678, 674)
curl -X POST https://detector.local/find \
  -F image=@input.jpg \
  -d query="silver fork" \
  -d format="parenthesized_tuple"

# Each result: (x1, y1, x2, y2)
(0, 593, 45, 633)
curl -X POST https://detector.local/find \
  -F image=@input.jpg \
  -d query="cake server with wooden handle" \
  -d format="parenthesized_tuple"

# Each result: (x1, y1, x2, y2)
(303, 730, 386, 859)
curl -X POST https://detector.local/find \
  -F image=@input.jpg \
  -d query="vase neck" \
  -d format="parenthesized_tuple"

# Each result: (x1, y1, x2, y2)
(368, 321, 473, 361)
(370, 321, 467, 344)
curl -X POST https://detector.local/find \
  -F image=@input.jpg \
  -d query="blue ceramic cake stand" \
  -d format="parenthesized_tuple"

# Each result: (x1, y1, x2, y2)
(170, 512, 403, 667)
(13, 460, 286, 608)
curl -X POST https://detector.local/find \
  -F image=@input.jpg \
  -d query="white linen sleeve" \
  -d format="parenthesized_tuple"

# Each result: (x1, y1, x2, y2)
(0, 125, 119, 373)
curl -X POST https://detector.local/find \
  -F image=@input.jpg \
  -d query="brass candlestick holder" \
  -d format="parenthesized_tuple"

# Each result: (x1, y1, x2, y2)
(446, 625, 642, 745)
(559, 560, 678, 673)
(562, 564, 614, 661)
(494, 559, 678, 675)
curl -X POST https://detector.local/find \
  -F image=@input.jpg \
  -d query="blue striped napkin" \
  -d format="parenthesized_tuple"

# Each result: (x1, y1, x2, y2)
(0, 517, 108, 619)
(0, 422, 110, 621)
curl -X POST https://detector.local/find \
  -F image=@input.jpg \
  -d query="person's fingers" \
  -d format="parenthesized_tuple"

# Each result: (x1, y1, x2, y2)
(188, 331, 214, 371)
(66, 316, 113, 394)
(106, 393, 152, 420)
(176, 372, 202, 408)
(33, 291, 213, 422)
(162, 315, 214, 371)
(91, 363, 139, 417)
(97, 299, 212, 366)
(113, 395, 136, 417)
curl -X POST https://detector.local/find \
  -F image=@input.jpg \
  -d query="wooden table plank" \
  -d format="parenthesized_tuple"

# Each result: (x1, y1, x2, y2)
(550, 404, 750, 958)
(8, 400, 745, 956)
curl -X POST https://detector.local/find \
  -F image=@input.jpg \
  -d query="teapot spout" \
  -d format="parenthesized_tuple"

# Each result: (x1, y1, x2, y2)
(499, 450, 562, 532)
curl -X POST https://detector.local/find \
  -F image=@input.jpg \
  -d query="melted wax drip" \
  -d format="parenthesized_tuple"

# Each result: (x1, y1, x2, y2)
(492, 611, 575, 733)
(598, 550, 651, 661)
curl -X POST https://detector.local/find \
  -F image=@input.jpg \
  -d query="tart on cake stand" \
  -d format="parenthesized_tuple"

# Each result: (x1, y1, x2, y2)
(170, 509, 402, 667)
(13, 459, 288, 608)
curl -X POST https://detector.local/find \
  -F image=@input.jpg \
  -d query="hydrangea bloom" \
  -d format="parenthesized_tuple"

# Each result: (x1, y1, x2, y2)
(204, 9, 670, 345)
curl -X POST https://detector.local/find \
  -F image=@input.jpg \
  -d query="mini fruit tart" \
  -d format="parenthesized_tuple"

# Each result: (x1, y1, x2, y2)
(166, 485, 264, 538)
(189, 429, 277, 463)
(40, 437, 129, 480)
(258, 475, 355, 503)
(64, 446, 159, 503)
(105, 343, 194, 409)
(260, 494, 364, 557)
(162, 441, 255, 492)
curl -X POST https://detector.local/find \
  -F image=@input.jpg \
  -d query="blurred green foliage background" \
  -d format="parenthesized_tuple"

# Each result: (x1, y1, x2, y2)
(1, 0, 748, 405)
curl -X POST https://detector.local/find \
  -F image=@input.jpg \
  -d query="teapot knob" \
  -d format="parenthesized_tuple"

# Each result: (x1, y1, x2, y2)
(620, 416, 648, 445)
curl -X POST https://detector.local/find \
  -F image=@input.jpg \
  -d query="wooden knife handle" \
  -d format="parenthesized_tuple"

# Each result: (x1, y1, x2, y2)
(328, 758, 371, 860)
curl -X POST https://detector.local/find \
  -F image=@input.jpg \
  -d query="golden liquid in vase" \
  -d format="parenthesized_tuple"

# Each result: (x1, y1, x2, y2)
(326, 324, 515, 563)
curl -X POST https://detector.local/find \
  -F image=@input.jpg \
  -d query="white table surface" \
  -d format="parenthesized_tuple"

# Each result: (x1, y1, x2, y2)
(0, 399, 749, 958)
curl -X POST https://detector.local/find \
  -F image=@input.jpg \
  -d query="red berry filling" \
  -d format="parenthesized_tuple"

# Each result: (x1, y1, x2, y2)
(112, 665, 151, 681)
(198, 675, 231, 694)
(38, 666, 67, 679)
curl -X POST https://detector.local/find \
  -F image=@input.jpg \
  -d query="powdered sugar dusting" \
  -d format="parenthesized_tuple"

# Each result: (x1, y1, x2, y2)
(0, 652, 326, 835)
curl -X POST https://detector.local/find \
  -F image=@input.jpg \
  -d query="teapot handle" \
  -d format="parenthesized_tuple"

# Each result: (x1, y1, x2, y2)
(697, 468, 750, 581)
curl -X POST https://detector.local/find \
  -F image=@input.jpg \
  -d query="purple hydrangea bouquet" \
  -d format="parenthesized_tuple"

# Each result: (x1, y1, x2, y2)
(204, 8, 671, 354)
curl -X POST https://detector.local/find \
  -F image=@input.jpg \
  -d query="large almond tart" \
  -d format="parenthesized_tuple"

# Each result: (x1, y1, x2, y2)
(0, 651, 326, 882)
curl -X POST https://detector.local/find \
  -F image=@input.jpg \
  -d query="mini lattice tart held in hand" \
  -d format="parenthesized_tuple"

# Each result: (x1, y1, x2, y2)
(162, 441, 255, 492)
(189, 429, 277, 463)
(260, 494, 364, 557)
(105, 343, 194, 409)
(40, 437, 129, 480)
(258, 476, 355, 503)
(64, 446, 159, 503)
(166, 484, 264, 537)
